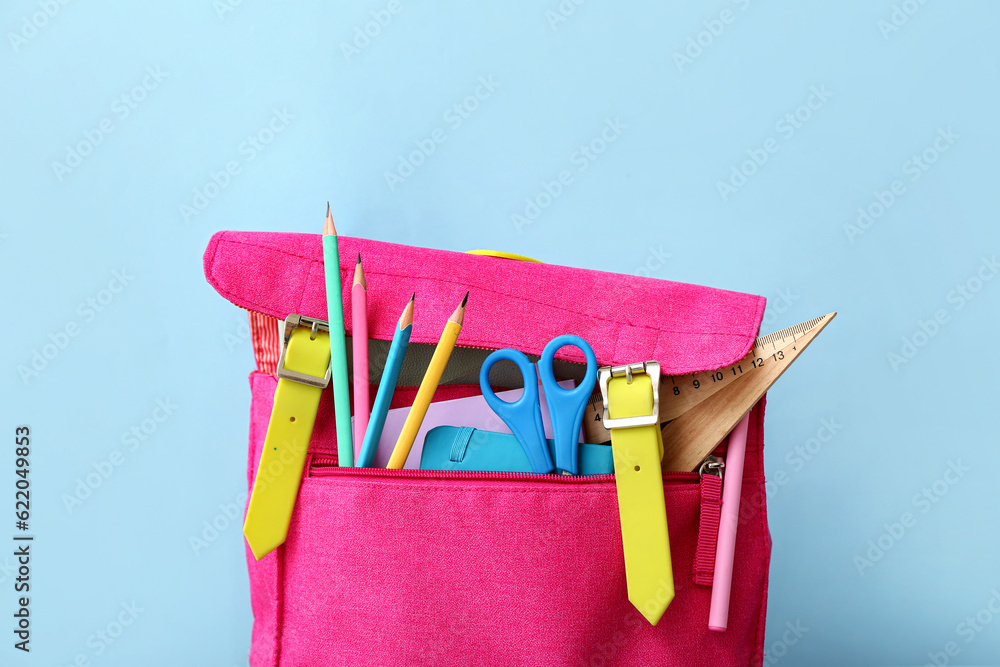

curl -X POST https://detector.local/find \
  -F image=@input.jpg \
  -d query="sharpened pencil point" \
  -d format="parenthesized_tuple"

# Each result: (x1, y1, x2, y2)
(400, 294, 415, 329)
(353, 254, 367, 290)
(323, 204, 337, 236)
(410, 292, 415, 302)
(448, 291, 468, 326)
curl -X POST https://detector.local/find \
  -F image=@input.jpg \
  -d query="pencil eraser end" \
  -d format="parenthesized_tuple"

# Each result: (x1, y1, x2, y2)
(708, 625, 727, 632)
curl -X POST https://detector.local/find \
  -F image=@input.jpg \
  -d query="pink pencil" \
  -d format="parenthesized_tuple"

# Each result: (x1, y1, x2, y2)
(709, 411, 751, 632)
(352, 254, 369, 460)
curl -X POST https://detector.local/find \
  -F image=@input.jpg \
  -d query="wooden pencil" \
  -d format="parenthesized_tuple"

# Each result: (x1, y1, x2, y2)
(322, 204, 354, 466)
(386, 292, 468, 468)
(352, 254, 370, 451)
(357, 294, 414, 467)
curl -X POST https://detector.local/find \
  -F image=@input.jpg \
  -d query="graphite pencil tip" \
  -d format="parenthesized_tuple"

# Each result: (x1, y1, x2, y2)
(353, 254, 366, 290)
(323, 203, 337, 236)
(410, 292, 416, 302)
(400, 294, 415, 329)
(449, 291, 469, 326)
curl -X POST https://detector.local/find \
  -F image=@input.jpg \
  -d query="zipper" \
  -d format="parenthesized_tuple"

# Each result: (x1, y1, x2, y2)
(250, 306, 708, 481)
(698, 454, 724, 480)
(309, 457, 701, 484)
(693, 454, 725, 585)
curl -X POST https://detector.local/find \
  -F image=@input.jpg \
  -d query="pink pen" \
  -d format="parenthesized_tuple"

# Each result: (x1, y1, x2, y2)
(709, 411, 751, 632)
(352, 254, 370, 460)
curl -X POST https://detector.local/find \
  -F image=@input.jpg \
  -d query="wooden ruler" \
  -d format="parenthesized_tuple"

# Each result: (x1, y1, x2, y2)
(581, 312, 837, 471)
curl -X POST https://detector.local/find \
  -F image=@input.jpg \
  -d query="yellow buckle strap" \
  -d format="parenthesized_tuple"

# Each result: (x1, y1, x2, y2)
(243, 316, 331, 560)
(601, 362, 675, 625)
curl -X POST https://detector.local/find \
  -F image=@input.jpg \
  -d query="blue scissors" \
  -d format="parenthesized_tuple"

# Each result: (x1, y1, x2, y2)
(478, 334, 598, 475)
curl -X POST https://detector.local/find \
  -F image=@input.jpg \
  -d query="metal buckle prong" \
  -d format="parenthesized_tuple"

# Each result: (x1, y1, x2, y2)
(275, 314, 332, 388)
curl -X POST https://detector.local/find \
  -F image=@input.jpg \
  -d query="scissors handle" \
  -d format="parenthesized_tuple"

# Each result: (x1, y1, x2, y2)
(538, 334, 598, 475)
(479, 349, 554, 474)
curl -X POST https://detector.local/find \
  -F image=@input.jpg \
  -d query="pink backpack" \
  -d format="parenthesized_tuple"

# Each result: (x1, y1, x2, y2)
(204, 230, 771, 666)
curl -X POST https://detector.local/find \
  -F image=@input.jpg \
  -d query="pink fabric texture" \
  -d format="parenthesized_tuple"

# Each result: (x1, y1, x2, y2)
(203, 231, 766, 375)
(204, 231, 772, 666)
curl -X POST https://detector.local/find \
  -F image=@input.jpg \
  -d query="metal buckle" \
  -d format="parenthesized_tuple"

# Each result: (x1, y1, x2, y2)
(275, 314, 332, 389)
(598, 361, 661, 430)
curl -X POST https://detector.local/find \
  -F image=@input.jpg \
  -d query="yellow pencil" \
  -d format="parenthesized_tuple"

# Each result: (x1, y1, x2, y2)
(386, 291, 468, 469)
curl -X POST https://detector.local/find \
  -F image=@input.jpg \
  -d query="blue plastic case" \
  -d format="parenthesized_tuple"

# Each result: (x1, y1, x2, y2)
(419, 425, 614, 475)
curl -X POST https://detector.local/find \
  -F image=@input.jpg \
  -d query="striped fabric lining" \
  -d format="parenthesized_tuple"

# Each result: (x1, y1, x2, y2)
(249, 311, 281, 375)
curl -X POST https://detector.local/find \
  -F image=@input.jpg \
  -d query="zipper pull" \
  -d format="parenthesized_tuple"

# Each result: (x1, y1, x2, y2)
(693, 455, 725, 586)
(698, 455, 725, 480)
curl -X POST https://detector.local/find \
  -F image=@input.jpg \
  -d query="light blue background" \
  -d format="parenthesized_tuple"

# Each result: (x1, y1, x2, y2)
(2, 1, 998, 665)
